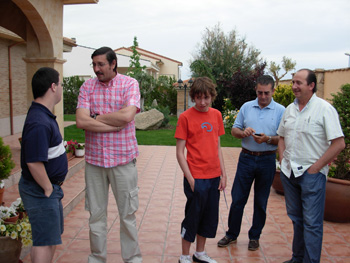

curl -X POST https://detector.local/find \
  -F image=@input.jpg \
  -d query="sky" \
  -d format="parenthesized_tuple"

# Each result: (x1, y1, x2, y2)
(63, 0, 350, 80)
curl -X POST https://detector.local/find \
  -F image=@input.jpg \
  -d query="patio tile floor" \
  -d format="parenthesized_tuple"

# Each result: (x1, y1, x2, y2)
(2, 133, 350, 263)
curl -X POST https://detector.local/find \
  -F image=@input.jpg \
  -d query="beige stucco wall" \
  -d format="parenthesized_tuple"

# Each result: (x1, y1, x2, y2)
(279, 68, 350, 102)
(323, 69, 350, 102)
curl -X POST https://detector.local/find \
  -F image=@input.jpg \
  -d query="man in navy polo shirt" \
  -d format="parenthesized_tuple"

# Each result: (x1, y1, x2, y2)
(19, 67, 68, 263)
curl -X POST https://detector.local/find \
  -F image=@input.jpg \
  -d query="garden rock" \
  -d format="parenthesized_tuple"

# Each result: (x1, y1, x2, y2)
(135, 109, 164, 130)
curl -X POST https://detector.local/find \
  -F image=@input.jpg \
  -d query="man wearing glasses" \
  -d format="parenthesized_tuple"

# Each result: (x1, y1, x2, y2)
(76, 47, 142, 263)
(217, 75, 285, 251)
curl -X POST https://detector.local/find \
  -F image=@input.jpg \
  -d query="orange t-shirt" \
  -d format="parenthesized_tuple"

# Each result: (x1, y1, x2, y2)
(175, 107, 225, 179)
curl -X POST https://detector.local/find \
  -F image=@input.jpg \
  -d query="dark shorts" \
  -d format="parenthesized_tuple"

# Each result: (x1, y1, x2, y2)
(181, 176, 220, 242)
(18, 177, 64, 246)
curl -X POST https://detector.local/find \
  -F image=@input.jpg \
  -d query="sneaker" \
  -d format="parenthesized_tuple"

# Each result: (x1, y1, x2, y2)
(179, 255, 192, 263)
(217, 235, 237, 247)
(193, 252, 217, 263)
(248, 239, 259, 251)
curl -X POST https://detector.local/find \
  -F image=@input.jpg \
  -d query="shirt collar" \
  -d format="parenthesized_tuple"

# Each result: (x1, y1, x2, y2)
(293, 93, 317, 111)
(97, 73, 118, 87)
(252, 98, 276, 109)
(31, 101, 56, 119)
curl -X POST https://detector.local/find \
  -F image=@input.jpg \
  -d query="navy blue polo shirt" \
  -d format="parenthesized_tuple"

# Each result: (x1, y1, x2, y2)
(21, 102, 68, 182)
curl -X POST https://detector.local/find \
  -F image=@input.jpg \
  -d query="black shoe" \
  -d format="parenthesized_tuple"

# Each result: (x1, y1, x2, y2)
(248, 239, 259, 251)
(217, 236, 237, 247)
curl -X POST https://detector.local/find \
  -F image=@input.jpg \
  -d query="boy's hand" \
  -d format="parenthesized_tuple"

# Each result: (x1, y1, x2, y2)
(218, 175, 227, 190)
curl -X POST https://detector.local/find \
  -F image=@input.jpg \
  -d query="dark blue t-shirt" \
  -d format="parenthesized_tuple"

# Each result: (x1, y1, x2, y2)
(21, 102, 68, 182)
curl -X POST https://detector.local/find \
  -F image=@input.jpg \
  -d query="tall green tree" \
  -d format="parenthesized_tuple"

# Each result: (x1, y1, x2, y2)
(190, 23, 262, 111)
(269, 56, 296, 86)
(126, 36, 153, 111)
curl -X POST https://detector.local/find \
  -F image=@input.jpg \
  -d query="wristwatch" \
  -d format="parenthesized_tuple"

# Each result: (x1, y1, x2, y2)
(91, 113, 99, 119)
(267, 136, 272, 144)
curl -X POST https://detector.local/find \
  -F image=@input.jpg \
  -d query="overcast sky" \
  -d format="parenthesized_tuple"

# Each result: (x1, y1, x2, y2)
(63, 0, 350, 80)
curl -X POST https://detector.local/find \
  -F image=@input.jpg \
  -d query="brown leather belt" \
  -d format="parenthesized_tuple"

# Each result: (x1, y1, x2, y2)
(242, 148, 276, 156)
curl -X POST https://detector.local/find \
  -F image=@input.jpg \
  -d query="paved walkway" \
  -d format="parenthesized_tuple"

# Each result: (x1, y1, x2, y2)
(2, 133, 350, 262)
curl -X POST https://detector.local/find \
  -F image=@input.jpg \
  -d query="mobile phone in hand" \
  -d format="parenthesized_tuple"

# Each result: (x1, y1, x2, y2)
(254, 133, 261, 136)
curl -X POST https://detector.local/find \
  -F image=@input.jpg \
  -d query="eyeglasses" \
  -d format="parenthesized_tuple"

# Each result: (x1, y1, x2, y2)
(257, 91, 271, 96)
(90, 62, 107, 68)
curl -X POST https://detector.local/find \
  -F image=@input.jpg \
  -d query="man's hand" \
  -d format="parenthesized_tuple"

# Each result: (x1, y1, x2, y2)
(232, 127, 256, 138)
(252, 133, 267, 144)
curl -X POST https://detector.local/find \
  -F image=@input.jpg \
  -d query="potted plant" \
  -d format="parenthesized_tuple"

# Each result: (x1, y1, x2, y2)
(64, 140, 76, 160)
(11, 198, 26, 219)
(74, 143, 85, 158)
(324, 83, 350, 223)
(0, 137, 16, 205)
(0, 207, 32, 263)
(272, 158, 284, 195)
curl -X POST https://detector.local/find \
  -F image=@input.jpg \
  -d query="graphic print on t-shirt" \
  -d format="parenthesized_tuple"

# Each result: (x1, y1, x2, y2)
(201, 122, 213, 132)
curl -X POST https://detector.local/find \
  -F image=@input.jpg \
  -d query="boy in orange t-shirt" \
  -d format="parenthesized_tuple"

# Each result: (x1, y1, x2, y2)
(175, 77, 227, 263)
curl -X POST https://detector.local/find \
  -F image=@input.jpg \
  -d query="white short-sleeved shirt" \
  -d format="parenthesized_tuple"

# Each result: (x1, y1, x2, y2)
(277, 94, 344, 177)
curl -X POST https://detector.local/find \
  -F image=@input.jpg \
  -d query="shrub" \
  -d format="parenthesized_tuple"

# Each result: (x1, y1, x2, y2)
(273, 83, 295, 107)
(0, 137, 15, 183)
(328, 83, 350, 180)
(222, 98, 239, 129)
(63, 76, 84, 114)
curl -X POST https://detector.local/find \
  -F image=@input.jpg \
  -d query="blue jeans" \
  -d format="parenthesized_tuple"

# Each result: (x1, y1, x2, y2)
(18, 177, 64, 246)
(226, 151, 276, 240)
(281, 171, 326, 263)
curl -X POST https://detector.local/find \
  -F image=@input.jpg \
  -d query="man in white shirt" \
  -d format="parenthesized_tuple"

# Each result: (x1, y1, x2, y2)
(277, 69, 345, 263)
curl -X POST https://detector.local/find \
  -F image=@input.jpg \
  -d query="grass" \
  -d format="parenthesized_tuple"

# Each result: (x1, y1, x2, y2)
(64, 114, 242, 147)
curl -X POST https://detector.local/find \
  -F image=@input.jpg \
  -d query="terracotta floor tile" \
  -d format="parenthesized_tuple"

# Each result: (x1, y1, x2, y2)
(323, 233, 348, 244)
(232, 257, 266, 263)
(260, 243, 292, 258)
(260, 232, 288, 244)
(323, 243, 350, 257)
(4, 145, 350, 263)
(228, 243, 265, 258)
(332, 258, 350, 263)
(66, 238, 91, 252)
(139, 242, 164, 256)
(138, 230, 166, 243)
(139, 220, 168, 232)
(55, 250, 89, 263)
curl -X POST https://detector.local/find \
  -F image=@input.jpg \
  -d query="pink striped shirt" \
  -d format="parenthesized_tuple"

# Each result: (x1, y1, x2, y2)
(77, 73, 140, 167)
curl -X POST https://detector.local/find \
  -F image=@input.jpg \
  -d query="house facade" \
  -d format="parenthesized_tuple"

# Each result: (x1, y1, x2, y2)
(0, 0, 97, 138)
(114, 47, 182, 81)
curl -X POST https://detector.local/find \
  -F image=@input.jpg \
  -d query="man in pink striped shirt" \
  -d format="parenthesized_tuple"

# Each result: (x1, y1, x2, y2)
(76, 47, 142, 263)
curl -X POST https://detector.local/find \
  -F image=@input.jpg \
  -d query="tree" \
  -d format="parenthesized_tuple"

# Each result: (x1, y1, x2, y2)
(218, 62, 266, 110)
(190, 23, 262, 111)
(126, 36, 153, 111)
(269, 56, 296, 86)
(63, 76, 84, 114)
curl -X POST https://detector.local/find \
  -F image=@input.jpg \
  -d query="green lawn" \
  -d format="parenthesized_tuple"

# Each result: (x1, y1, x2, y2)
(64, 115, 241, 147)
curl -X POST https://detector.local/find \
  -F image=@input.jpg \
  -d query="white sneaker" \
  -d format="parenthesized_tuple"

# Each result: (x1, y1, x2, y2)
(193, 252, 217, 263)
(179, 255, 192, 263)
